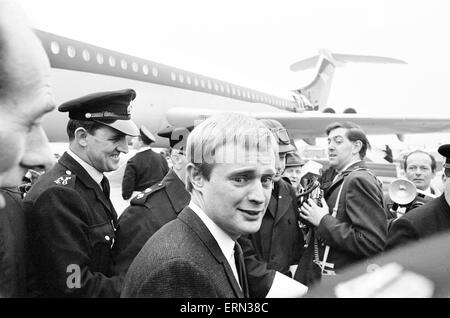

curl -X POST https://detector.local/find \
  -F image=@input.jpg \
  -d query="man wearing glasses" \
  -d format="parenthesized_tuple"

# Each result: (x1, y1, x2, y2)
(24, 89, 139, 297)
(386, 144, 450, 249)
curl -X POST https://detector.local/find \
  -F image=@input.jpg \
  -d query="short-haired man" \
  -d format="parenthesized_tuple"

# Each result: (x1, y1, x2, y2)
(294, 122, 387, 286)
(403, 150, 439, 196)
(121, 125, 169, 200)
(0, 1, 56, 297)
(386, 144, 450, 250)
(24, 89, 139, 297)
(121, 112, 279, 297)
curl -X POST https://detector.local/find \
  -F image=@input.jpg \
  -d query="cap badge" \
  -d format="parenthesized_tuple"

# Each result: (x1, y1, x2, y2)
(85, 113, 92, 119)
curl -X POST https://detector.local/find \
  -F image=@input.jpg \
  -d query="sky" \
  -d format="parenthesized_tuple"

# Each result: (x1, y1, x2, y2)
(17, 0, 450, 152)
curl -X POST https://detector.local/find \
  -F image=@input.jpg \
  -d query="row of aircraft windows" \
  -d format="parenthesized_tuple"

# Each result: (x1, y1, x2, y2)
(50, 41, 293, 108)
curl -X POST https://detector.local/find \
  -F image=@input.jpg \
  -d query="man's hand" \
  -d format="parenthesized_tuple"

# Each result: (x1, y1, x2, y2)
(299, 198, 329, 227)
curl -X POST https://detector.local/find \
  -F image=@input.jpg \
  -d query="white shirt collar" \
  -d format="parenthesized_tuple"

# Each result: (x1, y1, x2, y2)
(137, 146, 151, 153)
(338, 159, 362, 173)
(67, 149, 104, 186)
(188, 201, 239, 283)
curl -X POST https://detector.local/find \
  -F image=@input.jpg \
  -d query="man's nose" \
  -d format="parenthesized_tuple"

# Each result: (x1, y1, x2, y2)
(116, 136, 129, 153)
(248, 181, 266, 205)
(21, 125, 55, 171)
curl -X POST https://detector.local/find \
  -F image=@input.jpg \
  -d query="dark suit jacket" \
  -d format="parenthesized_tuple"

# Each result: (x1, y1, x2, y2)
(24, 152, 122, 297)
(246, 178, 304, 275)
(0, 188, 27, 297)
(295, 161, 388, 285)
(121, 207, 245, 298)
(122, 149, 169, 200)
(387, 194, 450, 250)
(306, 230, 450, 298)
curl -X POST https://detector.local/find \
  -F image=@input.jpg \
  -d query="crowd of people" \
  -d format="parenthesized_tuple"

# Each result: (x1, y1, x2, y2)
(1, 0, 450, 298)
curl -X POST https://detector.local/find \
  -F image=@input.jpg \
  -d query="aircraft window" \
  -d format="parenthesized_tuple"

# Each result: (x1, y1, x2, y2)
(220, 84, 224, 93)
(194, 77, 199, 86)
(179, 74, 184, 83)
(50, 41, 60, 54)
(152, 66, 158, 77)
(231, 87, 236, 95)
(142, 64, 149, 75)
(186, 75, 192, 85)
(96, 53, 104, 64)
(82, 49, 90, 62)
(200, 79, 205, 88)
(171, 72, 177, 81)
(207, 80, 212, 90)
(214, 82, 219, 91)
(226, 85, 230, 94)
(121, 59, 128, 70)
(237, 89, 241, 97)
(67, 46, 76, 58)
(109, 56, 116, 67)
(132, 62, 138, 72)
(251, 93, 255, 100)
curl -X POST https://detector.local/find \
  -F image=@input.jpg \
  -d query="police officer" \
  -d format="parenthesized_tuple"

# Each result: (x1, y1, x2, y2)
(386, 144, 450, 250)
(24, 89, 139, 297)
(114, 126, 191, 276)
(121, 125, 169, 200)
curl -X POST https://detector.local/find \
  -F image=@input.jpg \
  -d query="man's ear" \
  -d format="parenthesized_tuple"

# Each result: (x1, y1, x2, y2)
(74, 127, 89, 147)
(352, 140, 363, 155)
(186, 162, 204, 191)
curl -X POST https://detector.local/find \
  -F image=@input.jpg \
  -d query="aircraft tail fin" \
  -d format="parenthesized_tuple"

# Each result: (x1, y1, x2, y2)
(290, 49, 407, 111)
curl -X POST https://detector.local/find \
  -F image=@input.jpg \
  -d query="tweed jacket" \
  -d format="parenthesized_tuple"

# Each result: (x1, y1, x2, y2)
(121, 207, 245, 298)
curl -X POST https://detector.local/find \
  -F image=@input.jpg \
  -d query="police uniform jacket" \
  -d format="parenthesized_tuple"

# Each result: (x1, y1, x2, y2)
(113, 169, 190, 276)
(0, 188, 27, 297)
(24, 152, 122, 297)
(121, 149, 169, 199)
(121, 207, 246, 298)
(294, 161, 388, 286)
(245, 178, 304, 275)
(386, 194, 450, 250)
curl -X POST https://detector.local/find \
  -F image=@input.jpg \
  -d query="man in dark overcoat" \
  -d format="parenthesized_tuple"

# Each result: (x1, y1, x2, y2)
(24, 89, 139, 297)
(121, 125, 169, 200)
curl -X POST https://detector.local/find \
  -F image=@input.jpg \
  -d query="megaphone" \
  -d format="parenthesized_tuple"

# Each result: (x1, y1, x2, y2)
(388, 178, 417, 205)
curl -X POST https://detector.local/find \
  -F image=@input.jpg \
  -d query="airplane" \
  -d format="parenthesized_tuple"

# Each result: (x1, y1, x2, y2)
(35, 29, 450, 148)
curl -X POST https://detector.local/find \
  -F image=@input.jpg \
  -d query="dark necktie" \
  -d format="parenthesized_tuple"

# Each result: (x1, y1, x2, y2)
(101, 176, 110, 199)
(234, 242, 249, 298)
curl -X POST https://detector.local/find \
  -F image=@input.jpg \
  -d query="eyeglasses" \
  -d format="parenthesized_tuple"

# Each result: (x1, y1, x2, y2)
(271, 127, 290, 145)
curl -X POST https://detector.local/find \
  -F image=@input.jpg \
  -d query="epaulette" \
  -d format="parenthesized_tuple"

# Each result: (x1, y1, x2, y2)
(130, 181, 166, 206)
(52, 170, 76, 188)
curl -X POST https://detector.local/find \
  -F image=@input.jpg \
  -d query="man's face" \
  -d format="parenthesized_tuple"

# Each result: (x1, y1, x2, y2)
(273, 152, 287, 181)
(200, 144, 276, 240)
(84, 126, 129, 172)
(283, 166, 302, 188)
(327, 128, 357, 171)
(405, 152, 435, 191)
(0, 18, 56, 190)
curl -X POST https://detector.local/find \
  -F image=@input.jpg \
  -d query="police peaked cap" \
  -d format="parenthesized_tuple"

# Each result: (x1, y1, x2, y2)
(438, 144, 450, 169)
(58, 88, 139, 136)
(157, 126, 193, 150)
(139, 125, 155, 144)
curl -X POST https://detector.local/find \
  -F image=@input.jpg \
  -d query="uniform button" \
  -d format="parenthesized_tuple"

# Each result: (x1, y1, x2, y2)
(105, 235, 110, 241)
(278, 195, 282, 199)
(66, 170, 72, 175)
